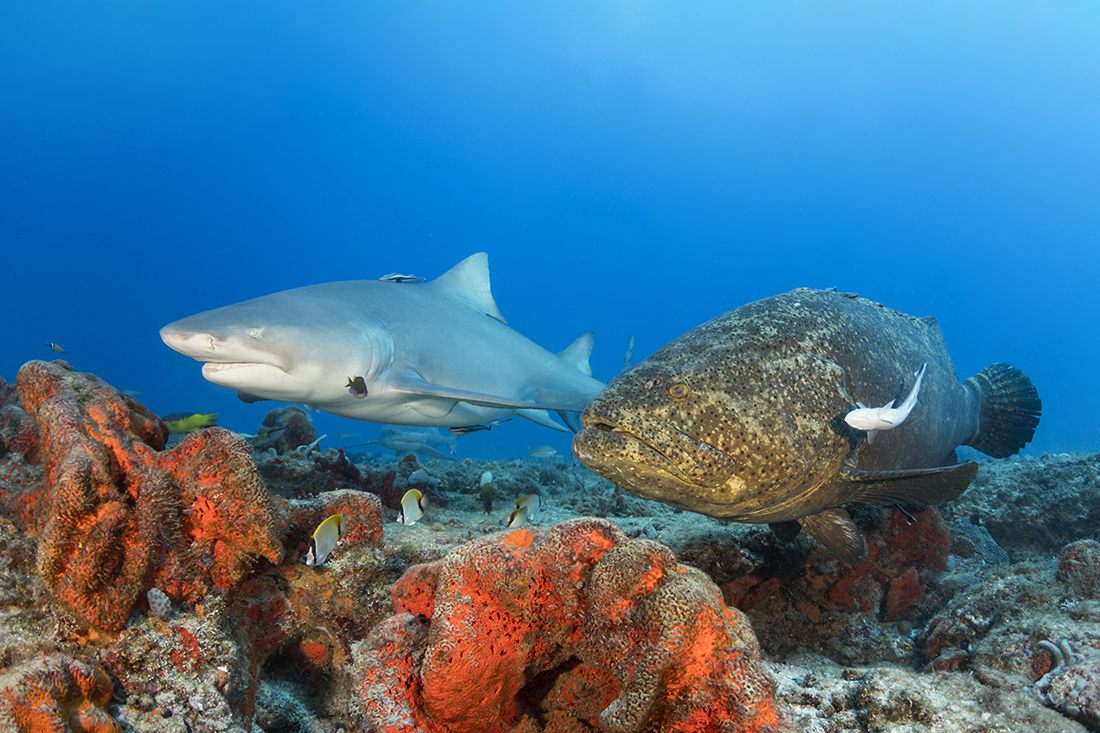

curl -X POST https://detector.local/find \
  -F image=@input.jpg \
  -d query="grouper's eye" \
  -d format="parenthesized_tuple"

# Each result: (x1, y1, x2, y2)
(667, 381, 690, 399)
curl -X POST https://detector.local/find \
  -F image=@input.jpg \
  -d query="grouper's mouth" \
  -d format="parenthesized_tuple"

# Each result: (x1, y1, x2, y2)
(573, 399, 737, 489)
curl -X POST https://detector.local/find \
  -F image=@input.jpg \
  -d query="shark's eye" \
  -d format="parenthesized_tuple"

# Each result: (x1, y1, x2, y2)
(248, 328, 262, 339)
(667, 382, 690, 399)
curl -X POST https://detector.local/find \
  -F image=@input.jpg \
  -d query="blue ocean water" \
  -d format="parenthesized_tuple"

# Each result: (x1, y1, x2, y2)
(2, 2, 1097, 460)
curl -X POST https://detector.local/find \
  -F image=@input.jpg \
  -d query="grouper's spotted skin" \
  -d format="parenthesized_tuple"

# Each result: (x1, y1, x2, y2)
(573, 288, 1041, 563)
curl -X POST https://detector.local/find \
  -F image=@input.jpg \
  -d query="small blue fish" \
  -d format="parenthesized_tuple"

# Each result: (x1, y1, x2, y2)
(306, 514, 346, 566)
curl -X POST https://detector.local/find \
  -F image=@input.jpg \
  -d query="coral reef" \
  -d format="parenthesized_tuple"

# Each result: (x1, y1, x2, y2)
(5, 361, 1100, 731)
(772, 657, 1087, 732)
(352, 517, 784, 733)
(704, 506, 950, 665)
(0, 652, 119, 733)
(10, 360, 283, 630)
(258, 406, 317, 455)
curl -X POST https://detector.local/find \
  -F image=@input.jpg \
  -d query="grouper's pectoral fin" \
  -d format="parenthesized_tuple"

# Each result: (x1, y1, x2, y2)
(798, 508, 866, 565)
(839, 461, 979, 506)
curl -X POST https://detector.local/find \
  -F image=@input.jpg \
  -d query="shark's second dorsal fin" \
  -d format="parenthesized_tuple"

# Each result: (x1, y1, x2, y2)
(432, 252, 507, 323)
(558, 332, 596, 378)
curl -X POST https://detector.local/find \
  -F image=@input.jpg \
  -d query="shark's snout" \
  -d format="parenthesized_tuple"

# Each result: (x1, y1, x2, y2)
(159, 323, 219, 360)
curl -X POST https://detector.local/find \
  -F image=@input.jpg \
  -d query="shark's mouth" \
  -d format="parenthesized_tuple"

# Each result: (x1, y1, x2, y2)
(200, 362, 292, 394)
(202, 362, 284, 376)
(573, 399, 737, 488)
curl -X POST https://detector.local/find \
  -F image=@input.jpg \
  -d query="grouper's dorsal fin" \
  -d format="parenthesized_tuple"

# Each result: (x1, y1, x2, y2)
(799, 508, 866, 564)
(840, 462, 979, 506)
(432, 252, 507, 323)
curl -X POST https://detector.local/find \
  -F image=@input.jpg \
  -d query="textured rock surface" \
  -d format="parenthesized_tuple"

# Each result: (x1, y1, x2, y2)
(773, 656, 1088, 732)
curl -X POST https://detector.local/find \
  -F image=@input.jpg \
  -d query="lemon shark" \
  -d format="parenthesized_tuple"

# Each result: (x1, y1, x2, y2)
(160, 253, 604, 432)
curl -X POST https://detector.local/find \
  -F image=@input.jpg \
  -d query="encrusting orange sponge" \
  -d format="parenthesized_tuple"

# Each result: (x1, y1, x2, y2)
(352, 517, 786, 733)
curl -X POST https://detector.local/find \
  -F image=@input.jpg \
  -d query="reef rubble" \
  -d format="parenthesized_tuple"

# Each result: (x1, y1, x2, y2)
(0, 361, 1099, 732)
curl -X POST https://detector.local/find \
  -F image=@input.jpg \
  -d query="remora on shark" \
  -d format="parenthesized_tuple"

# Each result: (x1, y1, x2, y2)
(160, 253, 604, 432)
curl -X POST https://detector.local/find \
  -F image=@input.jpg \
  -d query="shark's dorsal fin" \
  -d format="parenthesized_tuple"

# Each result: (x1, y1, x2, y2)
(432, 252, 507, 323)
(558, 332, 595, 378)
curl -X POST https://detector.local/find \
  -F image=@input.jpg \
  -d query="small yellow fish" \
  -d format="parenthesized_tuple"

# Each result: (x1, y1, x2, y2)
(507, 505, 529, 529)
(515, 493, 541, 521)
(122, 389, 143, 397)
(306, 514, 346, 566)
(529, 445, 558, 459)
(347, 376, 368, 399)
(44, 342, 66, 353)
(398, 488, 424, 526)
(338, 432, 361, 439)
(162, 412, 218, 435)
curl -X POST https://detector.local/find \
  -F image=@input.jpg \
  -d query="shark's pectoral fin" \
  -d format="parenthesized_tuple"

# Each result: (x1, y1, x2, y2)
(388, 373, 575, 414)
(517, 409, 571, 432)
(237, 391, 269, 404)
(840, 461, 979, 506)
(557, 410, 582, 433)
(799, 508, 866, 564)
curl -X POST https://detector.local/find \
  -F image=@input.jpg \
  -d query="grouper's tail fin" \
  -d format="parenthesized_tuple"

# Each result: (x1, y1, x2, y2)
(964, 363, 1041, 458)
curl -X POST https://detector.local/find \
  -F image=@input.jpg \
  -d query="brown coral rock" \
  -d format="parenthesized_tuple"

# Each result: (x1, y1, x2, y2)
(0, 652, 120, 733)
(13, 360, 283, 631)
(352, 518, 785, 733)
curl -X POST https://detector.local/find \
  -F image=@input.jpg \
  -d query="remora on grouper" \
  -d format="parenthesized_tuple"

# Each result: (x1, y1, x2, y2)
(572, 288, 1042, 563)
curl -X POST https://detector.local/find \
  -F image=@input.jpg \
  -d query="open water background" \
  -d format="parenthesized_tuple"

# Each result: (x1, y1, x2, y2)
(2, 2, 1097, 459)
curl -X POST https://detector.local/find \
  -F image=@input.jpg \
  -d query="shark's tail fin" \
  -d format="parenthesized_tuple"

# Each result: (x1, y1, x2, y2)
(964, 363, 1041, 458)
(558, 332, 595, 377)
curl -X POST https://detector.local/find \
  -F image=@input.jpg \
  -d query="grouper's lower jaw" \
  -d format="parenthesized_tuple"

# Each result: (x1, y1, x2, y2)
(572, 428, 748, 519)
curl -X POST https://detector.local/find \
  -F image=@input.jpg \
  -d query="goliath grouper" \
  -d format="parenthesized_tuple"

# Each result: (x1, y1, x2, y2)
(572, 288, 1041, 563)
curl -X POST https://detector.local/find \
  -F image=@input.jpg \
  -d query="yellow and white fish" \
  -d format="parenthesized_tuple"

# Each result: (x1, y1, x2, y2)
(507, 505, 529, 529)
(508, 493, 541, 528)
(44, 342, 66, 353)
(305, 513, 345, 566)
(397, 488, 425, 526)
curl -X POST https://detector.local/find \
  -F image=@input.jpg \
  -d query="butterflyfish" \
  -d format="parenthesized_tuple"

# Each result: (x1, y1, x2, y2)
(514, 493, 541, 520)
(397, 488, 425, 526)
(507, 505, 529, 529)
(305, 513, 345, 566)
(162, 412, 219, 435)
(44, 343, 66, 353)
